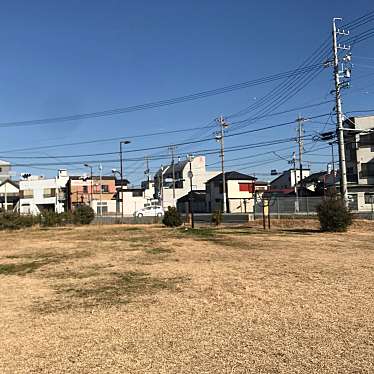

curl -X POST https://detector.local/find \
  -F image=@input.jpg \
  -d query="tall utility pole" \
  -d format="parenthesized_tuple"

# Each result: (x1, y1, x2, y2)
(216, 116, 229, 213)
(168, 145, 177, 205)
(332, 17, 350, 206)
(296, 115, 305, 185)
(291, 152, 299, 213)
(144, 156, 150, 185)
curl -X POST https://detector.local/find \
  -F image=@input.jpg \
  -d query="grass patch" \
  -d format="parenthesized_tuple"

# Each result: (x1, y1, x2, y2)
(144, 247, 173, 255)
(36, 271, 187, 312)
(178, 227, 217, 238)
(0, 250, 92, 276)
(0, 261, 45, 275)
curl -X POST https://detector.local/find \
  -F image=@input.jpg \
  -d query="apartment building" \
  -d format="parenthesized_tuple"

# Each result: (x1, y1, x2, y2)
(344, 115, 374, 210)
(67, 175, 117, 214)
(19, 170, 69, 215)
(154, 155, 219, 208)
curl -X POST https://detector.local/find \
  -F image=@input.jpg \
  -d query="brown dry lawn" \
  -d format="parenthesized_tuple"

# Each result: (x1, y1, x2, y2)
(0, 221, 373, 373)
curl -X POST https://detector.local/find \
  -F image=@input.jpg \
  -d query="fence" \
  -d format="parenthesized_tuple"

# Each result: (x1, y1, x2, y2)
(254, 196, 324, 218)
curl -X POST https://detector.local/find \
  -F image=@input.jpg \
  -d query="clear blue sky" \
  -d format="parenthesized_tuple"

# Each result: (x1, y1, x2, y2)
(0, 0, 373, 184)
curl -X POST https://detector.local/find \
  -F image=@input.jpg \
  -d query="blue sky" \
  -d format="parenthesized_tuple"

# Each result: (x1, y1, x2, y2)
(0, 0, 373, 184)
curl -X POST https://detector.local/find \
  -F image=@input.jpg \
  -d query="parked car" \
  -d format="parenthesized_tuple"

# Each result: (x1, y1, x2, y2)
(134, 206, 164, 218)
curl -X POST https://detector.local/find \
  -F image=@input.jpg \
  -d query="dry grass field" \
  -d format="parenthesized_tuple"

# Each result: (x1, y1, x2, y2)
(0, 222, 373, 373)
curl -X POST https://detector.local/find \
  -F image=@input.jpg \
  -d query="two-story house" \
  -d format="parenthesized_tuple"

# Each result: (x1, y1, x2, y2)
(344, 115, 374, 211)
(206, 171, 268, 213)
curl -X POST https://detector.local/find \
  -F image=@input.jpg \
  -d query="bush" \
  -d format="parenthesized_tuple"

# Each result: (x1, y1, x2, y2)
(162, 206, 182, 227)
(211, 210, 222, 226)
(39, 211, 74, 227)
(73, 205, 95, 225)
(0, 212, 36, 230)
(317, 196, 353, 232)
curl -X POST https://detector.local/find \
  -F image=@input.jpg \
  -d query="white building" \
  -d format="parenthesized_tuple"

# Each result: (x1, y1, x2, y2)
(270, 168, 311, 190)
(206, 171, 268, 213)
(19, 170, 69, 215)
(0, 160, 12, 183)
(344, 115, 374, 211)
(154, 155, 219, 208)
(116, 180, 156, 216)
(0, 179, 19, 211)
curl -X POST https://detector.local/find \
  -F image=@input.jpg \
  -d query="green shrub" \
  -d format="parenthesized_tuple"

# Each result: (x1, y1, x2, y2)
(39, 211, 74, 227)
(211, 210, 222, 226)
(0, 212, 36, 230)
(73, 205, 95, 225)
(317, 196, 353, 232)
(162, 206, 182, 227)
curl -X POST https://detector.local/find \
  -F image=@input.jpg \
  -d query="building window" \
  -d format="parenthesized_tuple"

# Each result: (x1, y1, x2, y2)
(364, 193, 374, 204)
(239, 183, 254, 192)
(360, 133, 374, 147)
(361, 162, 374, 178)
(83, 186, 88, 193)
(101, 185, 109, 193)
(132, 190, 143, 197)
(43, 188, 56, 198)
(97, 201, 108, 214)
(21, 189, 33, 198)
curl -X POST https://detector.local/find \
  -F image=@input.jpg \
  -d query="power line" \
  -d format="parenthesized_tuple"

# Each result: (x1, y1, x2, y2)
(0, 64, 322, 128)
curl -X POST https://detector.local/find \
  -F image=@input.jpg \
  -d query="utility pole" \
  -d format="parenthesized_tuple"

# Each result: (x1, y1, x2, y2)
(216, 116, 229, 213)
(188, 154, 195, 228)
(144, 156, 150, 185)
(332, 17, 350, 206)
(168, 145, 177, 205)
(292, 151, 299, 213)
(99, 164, 103, 217)
(296, 115, 305, 187)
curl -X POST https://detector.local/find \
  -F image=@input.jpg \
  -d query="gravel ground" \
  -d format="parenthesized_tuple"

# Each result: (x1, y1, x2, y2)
(0, 223, 373, 373)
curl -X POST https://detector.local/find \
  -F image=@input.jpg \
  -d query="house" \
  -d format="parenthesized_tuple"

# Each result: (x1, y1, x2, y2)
(205, 171, 268, 213)
(301, 170, 337, 195)
(19, 170, 69, 215)
(0, 160, 12, 182)
(270, 168, 311, 190)
(0, 179, 19, 211)
(176, 190, 207, 214)
(344, 115, 374, 211)
(154, 155, 219, 208)
(67, 175, 117, 214)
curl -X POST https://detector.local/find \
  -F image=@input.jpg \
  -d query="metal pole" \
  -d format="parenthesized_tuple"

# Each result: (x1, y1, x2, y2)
(217, 116, 228, 213)
(169, 145, 176, 206)
(4, 182, 7, 212)
(188, 157, 194, 229)
(120, 142, 124, 220)
(90, 166, 93, 206)
(292, 152, 299, 213)
(99, 164, 103, 217)
(332, 18, 349, 206)
(296, 115, 304, 186)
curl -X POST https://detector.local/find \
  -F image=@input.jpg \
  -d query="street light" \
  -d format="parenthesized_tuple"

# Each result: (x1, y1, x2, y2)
(112, 168, 121, 217)
(84, 163, 93, 206)
(119, 140, 131, 220)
